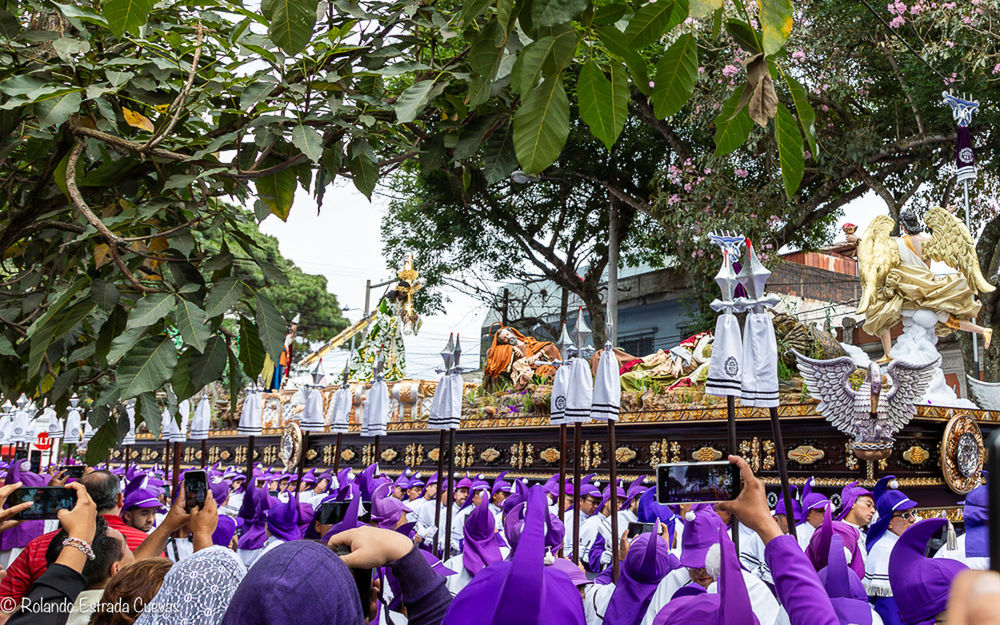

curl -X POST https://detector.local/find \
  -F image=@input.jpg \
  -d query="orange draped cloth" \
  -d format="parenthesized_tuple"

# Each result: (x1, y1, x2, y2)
(484, 324, 556, 379)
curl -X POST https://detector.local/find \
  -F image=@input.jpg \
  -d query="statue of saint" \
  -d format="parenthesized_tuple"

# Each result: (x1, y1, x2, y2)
(855, 205, 994, 361)
(484, 324, 560, 389)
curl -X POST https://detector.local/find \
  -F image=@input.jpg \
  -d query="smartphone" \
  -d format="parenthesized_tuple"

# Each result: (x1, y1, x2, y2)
(8, 487, 77, 520)
(332, 544, 373, 616)
(183, 470, 207, 512)
(28, 451, 41, 475)
(60, 465, 85, 479)
(656, 461, 740, 505)
(317, 501, 350, 526)
(627, 521, 656, 537)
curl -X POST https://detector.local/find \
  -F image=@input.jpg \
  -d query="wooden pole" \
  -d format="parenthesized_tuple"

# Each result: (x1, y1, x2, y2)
(374, 435, 382, 469)
(297, 432, 310, 489)
(163, 441, 171, 480)
(200, 440, 207, 468)
(433, 429, 446, 558)
(332, 433, 343, 473)
(608, 420, 619, 583)
(572, 422, 582, 564)
(171, 442, 181, 497)
(727, 395, 740, 551)
(768, 406, 796, 541)
(245, 435, 256, 481)
(443, 429, 456, 560)
(558, 423, 567, 526)
(123, 446, 130, 472)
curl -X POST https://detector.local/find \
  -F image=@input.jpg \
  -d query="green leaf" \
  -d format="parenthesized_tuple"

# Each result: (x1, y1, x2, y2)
(759, 0, 793, 55)
(171, 348, 198, 402)
(348, 149, 378, 200)
(713, 84, 754, 155)
(136, 392, 161, 437)
(725, 20, 762, 53)
(265, 0, 319, 55)
(785, 74, 817, 157)
(461, 0, 492, 24)
(592, 3, 627, 25)
(482, 124, 519, 184)
(254, 294, 286, 362)
(624, 0, 686, 49)
(0, 335, 14, 357)
(35, 90, 82, 127)
(91, 279, 119, 311)
(85, 420, 120, 465)
(189, 335, 228, 389)
(513, 75, 570, 174)
(595, 26, 650, 95)
(689, 0, 722, 18)
(204, 277, 243, 319)
(117, 336, 177, 399)
(531, 0, 588, 28)
(254, 167, 296, 221)
(775, 102, 805, 199)
(577, 60, 628, 150)
(467, 23, 505, 107)
(291, 125, 323, 163)
(173, 298, 210, 352)
(227, 345, 243, 416)
(395, 80, 437, 124)
(95, 305, 127, 364)
(100, 0, 153, 36)
(651, 33, 699, 118)
(28, 299, 94, 379)
(511, 29, 578, 95)
(238, 316, 267, 380)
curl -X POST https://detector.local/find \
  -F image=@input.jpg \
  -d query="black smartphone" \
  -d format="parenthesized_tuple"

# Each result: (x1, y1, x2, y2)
(332, 544, 373, 616)
(656, 461, 740, 505)
(183, 470, 207, 512)
(60, 465, 85, 479)
(627, 521, 656, 536)
(28, 451, 41, 475)
(317, 501, 350, 526)
(8, 487, 77, 520)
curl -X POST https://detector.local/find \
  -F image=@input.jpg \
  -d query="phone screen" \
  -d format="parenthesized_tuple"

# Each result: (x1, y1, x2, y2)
(332, 545, 373, 617)
(61, 465, 85, 479)
(29, 451, 41, 475)
(184, 470, 207, 512)
(8, 487, 77, 520)
(627, 521, 656, 537)
(656, 461, 740, 505)
(317, 501, 350, 526)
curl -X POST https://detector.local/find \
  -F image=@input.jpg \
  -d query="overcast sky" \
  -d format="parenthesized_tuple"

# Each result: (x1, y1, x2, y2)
(260, 181, 890, 380)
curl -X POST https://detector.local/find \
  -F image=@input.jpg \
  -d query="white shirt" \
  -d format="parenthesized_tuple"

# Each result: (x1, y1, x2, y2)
(599, 510, 638, 567)
(795, 521, 817, 551)
(165, 536, 194, 563)
(66, 589, 105, 625)
(579, 513, 606, 566)
(933, 533, 990, 570)
(864, 532, 898, 597)
(441, 545, 512, 595)
(583, 582, 615, 625)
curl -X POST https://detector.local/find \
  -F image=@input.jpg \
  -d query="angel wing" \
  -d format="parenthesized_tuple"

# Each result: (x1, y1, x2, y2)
(792, 350, 858, 433)
(856, 216, 900, 315)
(923, 205, 996, 294)
(882, 357, 939, 435)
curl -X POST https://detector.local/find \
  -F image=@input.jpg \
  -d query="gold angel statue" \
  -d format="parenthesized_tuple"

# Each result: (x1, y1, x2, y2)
(856, 205, 994, 361)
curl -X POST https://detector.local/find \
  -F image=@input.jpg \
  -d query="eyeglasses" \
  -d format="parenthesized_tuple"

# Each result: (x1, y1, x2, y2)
(892, 510, 916, 521)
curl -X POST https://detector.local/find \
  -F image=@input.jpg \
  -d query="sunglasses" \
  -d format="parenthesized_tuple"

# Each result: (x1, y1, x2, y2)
(892, 510, 916, 521)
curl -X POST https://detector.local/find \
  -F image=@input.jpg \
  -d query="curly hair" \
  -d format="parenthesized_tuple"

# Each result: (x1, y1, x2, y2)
(90, 558, 173, 625)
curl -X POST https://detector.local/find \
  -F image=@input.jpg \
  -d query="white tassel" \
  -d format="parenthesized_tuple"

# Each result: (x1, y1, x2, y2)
(946, 520, 958, 551)
(889, 479, 899, 489)
(685, 510, 696, 522)
(543, 551, 556, 565)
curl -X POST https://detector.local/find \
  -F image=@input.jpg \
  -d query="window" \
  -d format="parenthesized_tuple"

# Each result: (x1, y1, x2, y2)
(618, 332, 654, 356)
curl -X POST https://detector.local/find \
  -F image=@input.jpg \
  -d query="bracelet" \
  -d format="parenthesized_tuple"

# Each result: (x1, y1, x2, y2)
(62, 537, 95, 561)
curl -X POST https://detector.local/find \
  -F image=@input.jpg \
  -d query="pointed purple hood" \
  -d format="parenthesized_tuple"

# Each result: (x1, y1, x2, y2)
(806, 505, 864, 580)
(889, 518, 968, 625)
(835, 480, 872, 522)
(371, 482, 412, 530)
(679, 508, 723, 569)
(266, 496, 302, 542)
(441, 485, 585, 625)
(462, 496, 504, 576)
(819, 535, 872, 625)
(604, 530, 677, 625)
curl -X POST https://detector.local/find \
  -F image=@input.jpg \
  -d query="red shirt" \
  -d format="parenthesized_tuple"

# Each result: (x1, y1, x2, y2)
(0, 514, 151, 606)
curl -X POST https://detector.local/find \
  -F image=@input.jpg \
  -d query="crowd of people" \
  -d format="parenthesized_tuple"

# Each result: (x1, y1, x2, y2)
(0, 455, 993, 625)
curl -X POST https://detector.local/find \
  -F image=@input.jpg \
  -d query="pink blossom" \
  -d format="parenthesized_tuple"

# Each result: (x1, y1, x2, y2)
(792, 50, 806, 61)
(735, 168, 749, 178)
(668, 194, 681, 206)
(944, 40, 954, 48)
(889, 15, 905, 27)
(722, 64, 740, 78)
(992, 63, 1000, 74)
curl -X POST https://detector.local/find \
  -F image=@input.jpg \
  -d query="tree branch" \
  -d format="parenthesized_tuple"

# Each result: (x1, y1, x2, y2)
(142, 23, 204, 152)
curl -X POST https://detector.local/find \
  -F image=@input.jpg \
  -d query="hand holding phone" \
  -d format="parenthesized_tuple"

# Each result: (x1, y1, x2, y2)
(317, 501, 350, 526)
(61, 466, 85, 479)
(656, 460, 740, 505)
(184, 470, 207, 513)
(7, 486, 77, 520)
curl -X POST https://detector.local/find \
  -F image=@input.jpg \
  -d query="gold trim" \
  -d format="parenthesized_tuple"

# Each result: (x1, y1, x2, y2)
(480, 448, 501, 463)
(540, 447, 561, 464)
(616, 446, 637, 463)
(691, 446, 722, 462)
(941, 414, 985, 494)
(787, 445, 825, 465)
(902, 445, 929, 465)
(381, 448, 398, 462)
